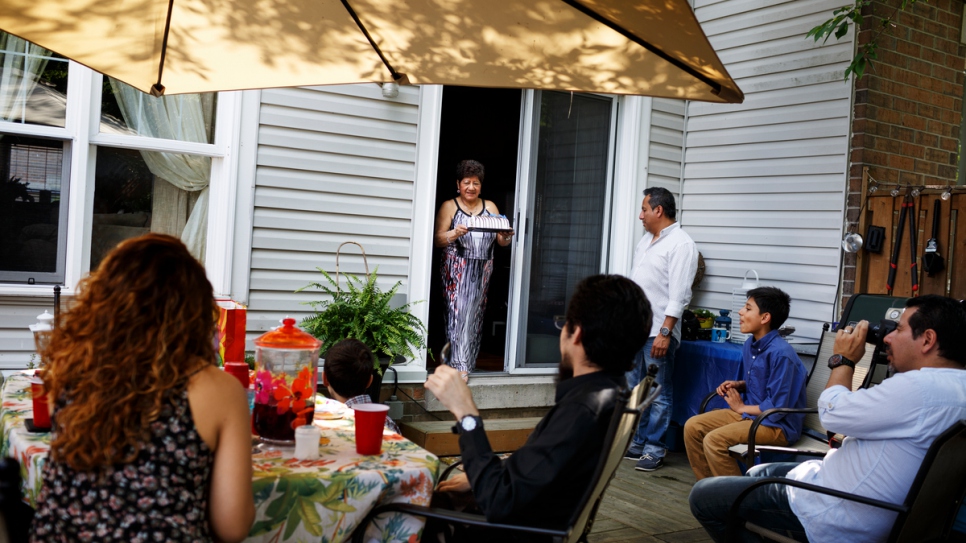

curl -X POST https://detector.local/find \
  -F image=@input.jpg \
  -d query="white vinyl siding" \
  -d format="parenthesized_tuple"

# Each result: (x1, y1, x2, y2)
(647, 98, 687, 197)
(0, 298, 57, 369)
(243, 84, 420, 343)
(684, 0, 854, 342)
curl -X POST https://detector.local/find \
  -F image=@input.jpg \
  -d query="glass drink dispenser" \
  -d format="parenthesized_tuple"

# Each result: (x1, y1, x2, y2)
(253, 318, 322, 444)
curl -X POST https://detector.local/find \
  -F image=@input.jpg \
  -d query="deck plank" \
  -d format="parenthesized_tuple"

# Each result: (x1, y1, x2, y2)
(590, 452, 712, 543)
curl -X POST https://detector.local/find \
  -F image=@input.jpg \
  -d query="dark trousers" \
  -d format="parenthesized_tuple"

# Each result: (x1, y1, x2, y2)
(688, 462, 808, 543)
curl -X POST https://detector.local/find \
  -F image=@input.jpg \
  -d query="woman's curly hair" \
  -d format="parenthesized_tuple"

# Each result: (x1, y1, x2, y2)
(42, 233, 217, 471)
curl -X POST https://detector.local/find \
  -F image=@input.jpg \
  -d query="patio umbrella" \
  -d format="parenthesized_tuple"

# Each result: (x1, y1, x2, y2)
(0, 0, 742, 103)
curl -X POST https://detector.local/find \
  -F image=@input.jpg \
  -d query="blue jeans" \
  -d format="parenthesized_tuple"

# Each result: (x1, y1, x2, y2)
(689, 462, 808, 543)
(625, 336, 677, 458)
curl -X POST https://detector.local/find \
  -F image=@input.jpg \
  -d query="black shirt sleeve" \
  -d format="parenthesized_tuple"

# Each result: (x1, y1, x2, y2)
(458, 402, 599, 523)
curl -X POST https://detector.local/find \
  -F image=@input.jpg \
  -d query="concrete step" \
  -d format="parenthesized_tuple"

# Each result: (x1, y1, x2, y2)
(401, 417, 542, 456)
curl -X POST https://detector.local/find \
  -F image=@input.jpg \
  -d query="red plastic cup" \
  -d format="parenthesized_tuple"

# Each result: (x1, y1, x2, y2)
(224, 362, 250, 388)
(30, 377, 51, 429)
(353, 404, 389, 455)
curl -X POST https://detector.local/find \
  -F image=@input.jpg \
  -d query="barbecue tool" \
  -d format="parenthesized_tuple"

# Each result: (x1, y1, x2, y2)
(922, 199, 945, 276)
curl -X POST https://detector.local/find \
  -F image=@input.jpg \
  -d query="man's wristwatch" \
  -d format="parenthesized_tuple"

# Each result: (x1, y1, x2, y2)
(828, 354, 856, 369)
(659, 327, 671, 337)
(452, 415, 483, 435)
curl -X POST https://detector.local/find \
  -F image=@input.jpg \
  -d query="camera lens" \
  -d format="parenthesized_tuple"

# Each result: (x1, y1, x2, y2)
(866, 319, 897, 344)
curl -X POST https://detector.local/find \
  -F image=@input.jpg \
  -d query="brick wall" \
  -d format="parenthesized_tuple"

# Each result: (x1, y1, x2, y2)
(842, 0, 966, 304)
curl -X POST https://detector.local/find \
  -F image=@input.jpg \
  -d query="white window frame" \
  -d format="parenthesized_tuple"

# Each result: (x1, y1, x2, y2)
(0, 62, 241, 297)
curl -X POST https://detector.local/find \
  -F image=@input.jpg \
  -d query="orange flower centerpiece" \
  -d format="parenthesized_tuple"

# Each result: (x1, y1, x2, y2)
(252, 318, 322, 444)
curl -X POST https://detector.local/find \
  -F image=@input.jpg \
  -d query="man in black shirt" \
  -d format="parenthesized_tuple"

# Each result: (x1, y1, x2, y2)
(425, 274, 652, 532)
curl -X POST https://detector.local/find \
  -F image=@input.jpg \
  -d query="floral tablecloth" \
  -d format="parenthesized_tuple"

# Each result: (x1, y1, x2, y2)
(0, 372, 49, 507)
(0, 372, 439, 543)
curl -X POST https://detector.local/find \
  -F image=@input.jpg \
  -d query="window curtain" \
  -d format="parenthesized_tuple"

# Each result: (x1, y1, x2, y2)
(0, 34, 49, 123)
(108, 79, 214, 260)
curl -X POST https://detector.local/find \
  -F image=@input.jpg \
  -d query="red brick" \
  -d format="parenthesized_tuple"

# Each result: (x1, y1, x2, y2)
(925, 148, 950, 163)
(902, 114, 927, 131)
(898, 170, 919, 184)
(894, 97, 917, 113)
(901, 142, 926, 158)
(891, 125, 916, 142)
(913, 159, 938, 174)
(912, 27, 938, 47)
(890, 154, 915, 170)
(921, 47, 946, 65)
(918, 103, 942, 120)
(900, 40, 932, 58)
(877, 108, 901, 124)
(918, 131, 940, 147)
(940, 137, 959, 152)
(875, 137, 902, 154)
(933, 64, 958, 81)
(922, 20, 945, 40)
(938, 164, 958, 179)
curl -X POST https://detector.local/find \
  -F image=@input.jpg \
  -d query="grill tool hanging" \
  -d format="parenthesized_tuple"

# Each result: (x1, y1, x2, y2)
(886, 195, 919, 295)
(922, 199, 945, 276)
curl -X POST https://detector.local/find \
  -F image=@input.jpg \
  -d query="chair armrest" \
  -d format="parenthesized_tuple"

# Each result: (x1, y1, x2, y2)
(744, 407, 817, 461)
(725, 477, 907, 541)
(350, 502, 569, 543)
(440, 460, 464, 481)
(699, 391, 717, 414)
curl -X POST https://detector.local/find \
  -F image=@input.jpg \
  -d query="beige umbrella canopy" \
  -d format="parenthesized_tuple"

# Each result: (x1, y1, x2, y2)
(0, 0, 742, 103)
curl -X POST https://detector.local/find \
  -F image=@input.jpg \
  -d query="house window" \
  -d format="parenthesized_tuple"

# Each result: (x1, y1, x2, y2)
(0, 33, 69, 127)
(0, 135, 69, 283)
(91, 146, 211, 267)
(0, 31, 234, 292)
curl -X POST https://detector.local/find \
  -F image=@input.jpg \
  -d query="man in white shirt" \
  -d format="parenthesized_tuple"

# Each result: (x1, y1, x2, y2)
(689, 295, 966, 543)
(625, 187, 698, 471)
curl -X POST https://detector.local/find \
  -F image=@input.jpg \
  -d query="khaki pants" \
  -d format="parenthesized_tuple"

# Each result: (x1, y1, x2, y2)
(684, 409, 787, 480)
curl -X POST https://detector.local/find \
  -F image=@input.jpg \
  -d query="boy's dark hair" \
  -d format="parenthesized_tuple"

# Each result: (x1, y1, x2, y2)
(643, 186, 676, 220)
(323, 339, 374, 398)
(563, 274, 652, 374)
(746, 286, 791, 331)
(905, 295, 966, 367)
(456, 159, 485, 182)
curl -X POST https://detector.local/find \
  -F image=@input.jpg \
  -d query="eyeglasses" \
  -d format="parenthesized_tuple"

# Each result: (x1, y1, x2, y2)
(553, 315, 567, 330)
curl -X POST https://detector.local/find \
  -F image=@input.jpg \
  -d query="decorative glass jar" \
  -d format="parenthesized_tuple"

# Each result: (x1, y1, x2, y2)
(253, 318, 322, 444)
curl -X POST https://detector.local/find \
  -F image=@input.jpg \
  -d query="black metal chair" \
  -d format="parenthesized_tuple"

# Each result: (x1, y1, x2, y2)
(350, 367, 662, 543)
(696, 327, 876, 465)
(0, 457, 31, 543)
(725, 419, 966, 543)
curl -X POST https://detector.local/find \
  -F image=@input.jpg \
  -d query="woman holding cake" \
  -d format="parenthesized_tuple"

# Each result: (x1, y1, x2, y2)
(434, 159, 513, 379)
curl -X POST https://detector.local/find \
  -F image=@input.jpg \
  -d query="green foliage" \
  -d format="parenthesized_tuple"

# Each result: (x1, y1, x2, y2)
(692, 308, 715, 319)
(298, 267, 427, 372)
(806, 0, 924, 81)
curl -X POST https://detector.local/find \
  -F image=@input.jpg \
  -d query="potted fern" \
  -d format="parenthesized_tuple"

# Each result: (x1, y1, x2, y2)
(297, 267, 427, 376)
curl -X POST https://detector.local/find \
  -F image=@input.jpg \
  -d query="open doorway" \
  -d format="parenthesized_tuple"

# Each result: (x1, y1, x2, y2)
(427, 86, 521, 374)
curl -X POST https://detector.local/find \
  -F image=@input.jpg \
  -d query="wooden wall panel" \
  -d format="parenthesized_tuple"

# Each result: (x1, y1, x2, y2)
(856, 193, 964, 299)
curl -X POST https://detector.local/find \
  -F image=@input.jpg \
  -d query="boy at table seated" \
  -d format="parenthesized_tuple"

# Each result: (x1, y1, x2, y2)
(322, 339, 400, 434)
(683, 286, 807, 480)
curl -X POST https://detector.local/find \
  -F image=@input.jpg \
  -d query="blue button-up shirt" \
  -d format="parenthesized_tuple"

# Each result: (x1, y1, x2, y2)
(737, 330, 808, 443)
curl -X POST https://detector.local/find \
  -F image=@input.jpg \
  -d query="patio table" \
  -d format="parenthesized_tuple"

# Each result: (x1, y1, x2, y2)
(0, 371, 439, 543)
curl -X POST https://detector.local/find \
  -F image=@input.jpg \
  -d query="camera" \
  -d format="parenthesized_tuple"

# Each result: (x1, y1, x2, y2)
(844, 318, 897, 345)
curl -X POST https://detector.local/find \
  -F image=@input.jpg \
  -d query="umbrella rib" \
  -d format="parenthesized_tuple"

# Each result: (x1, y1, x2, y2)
(151, 0, 175, 96)
(341, 0, 403, 82)
(558, 0, 722, 97)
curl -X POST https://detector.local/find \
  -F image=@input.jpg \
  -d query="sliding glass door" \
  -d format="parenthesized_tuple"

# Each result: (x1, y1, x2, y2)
(510, 91, 617, 369)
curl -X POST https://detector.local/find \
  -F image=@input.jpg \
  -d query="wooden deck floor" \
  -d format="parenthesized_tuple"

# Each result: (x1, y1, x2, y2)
(589, 451, 712, 543)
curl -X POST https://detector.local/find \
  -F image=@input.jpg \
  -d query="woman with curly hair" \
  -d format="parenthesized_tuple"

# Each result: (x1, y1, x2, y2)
(29, 234, 255, 543)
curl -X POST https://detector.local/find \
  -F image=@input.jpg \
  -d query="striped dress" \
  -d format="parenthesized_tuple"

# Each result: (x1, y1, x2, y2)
(440, 199, 498, 373)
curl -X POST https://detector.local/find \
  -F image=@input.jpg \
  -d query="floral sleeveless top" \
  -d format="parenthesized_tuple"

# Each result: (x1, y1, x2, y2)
(30, 388, 214, 542)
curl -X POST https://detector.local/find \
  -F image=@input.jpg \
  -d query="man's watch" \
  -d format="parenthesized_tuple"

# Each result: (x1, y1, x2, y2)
(659, 327, 671, 337)
(452, 415, 483, 435)
(828, 354, 856, 369)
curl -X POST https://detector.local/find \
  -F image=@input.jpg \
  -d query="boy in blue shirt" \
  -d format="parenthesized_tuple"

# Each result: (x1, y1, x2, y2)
(683, 286, 807, 480)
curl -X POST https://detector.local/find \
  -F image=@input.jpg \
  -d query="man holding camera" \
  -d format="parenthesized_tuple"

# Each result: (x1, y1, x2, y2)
(689, 295, 966, 543)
